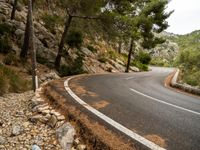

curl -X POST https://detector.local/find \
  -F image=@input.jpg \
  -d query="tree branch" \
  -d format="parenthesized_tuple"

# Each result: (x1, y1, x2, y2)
(71, 14, 101, 20)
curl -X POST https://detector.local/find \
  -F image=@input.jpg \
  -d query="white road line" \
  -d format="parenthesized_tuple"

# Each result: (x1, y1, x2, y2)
(130, 88, 200, 116)
(126, 75, 152, 80)
(126, 77, 135, 80)
(64, 77, 166, 150)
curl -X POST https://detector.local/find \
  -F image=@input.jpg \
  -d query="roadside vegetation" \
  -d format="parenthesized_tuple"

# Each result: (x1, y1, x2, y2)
(177, 48, 200, 86)
(0, 64, 31, 96)
(174, 30, 200, 86)
(131, 51, 151, 71)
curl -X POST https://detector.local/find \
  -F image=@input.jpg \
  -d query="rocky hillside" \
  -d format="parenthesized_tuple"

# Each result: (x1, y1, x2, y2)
(148, 32, 179, 66)
(0, 0, 139, 76)
(0, 0, 141, 95)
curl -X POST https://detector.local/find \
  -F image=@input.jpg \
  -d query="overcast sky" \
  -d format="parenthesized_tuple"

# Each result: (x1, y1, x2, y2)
(165, 0, 200, 35)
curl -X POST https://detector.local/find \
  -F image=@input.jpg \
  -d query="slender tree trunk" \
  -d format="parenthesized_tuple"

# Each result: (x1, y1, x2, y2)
(20, 3, 31, 58)
(11, 0, 18, 20)
(28, 0, 38, 91)
(118, 40, 122, 54)
(125, 38, 134, 73)
(55, 15, 73, 69)
(32, 0, 35, 10)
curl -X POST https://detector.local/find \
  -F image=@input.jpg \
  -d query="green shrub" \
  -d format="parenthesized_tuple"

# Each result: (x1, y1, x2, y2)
(0, 35, 12, 54)
(136, 51, 151, 65)
(66, 30, 83, 49)
(177, 48, 200, 86)
(87, 45, 97, 53)
(59, 65, 70, 76)
(131, 61, 148, 71)
(36, 54, 48, 65)
(59, 55, 85, 77)
(0, 77, 9, 96)
(0, 23, 13, 35)
(150, 58, 165, 66)
(108, 50, 117, 61)
(3, 53, 18, 66)
(182, 70, 200, 86)
(71, 55, 85, 74)
(0, 64, 31, 96)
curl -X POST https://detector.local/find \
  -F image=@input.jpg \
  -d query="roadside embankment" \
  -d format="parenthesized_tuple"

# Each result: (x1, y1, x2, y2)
(170, 69, 200, 96)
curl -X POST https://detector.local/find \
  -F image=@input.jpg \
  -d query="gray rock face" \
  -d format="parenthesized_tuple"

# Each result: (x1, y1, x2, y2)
(0, 136, 6, 145)
(56, 122, 76, 150)
(12, 125, 22, 136)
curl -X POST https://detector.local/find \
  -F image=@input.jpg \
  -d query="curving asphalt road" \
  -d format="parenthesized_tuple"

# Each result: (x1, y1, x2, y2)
(68, 67, 200, 150)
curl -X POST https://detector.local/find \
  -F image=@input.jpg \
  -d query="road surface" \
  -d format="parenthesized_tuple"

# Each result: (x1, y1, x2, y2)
(66, 67, 200, 150)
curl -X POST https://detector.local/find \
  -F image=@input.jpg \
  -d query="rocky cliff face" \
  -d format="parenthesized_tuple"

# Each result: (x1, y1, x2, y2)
(148, 32, 179, 65)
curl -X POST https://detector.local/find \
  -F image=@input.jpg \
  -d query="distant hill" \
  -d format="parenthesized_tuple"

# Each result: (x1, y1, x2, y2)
(169, 30, 200, 52)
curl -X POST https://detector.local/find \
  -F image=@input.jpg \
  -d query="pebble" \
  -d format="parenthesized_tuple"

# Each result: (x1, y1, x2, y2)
(12, 125, 22, 136)
(47, 115, 57, 127)
(0, 136, 6, 144)
(78, 144, 87, 150)
(32, 144, 41, 150)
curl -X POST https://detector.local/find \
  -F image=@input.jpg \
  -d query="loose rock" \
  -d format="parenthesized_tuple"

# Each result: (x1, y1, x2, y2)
(47, 115, 57, 128)
(0, 136, 6, 145)
(56, 122, 76, 150)
(12, 125, 22, 136)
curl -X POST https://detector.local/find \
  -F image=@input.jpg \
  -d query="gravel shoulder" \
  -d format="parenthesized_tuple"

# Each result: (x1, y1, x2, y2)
(0, 91, 61, 150)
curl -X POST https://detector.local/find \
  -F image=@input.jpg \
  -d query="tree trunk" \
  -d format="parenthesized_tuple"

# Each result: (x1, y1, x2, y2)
(20, 2, 31, 58)
(118, 40, 122, 54)
(125, 38, 134, 73)
(28, 0, 38, 91)
(32, 0, 35, 10)
(11, 0, 18, 20)
(55, 15, 73, 69)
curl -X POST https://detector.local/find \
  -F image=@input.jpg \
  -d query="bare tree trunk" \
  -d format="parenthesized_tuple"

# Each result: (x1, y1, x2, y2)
(29, 0, 38, 91)
(11, 0, 18, 20)
(55, 15, 73, 69)
(125, 38, 134, 73)
(20, 3, 31, 58)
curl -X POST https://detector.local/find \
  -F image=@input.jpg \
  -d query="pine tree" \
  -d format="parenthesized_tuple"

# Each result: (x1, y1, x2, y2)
(55, 0, 107, 69)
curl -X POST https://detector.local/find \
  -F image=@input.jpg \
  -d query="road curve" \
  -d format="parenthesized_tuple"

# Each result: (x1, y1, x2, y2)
(68, 67, 200, 150)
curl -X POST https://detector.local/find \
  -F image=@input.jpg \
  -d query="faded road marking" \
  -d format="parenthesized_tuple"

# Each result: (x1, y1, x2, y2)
(130, 88, 200, 116)
(64, 77, 166, 150)
(91, 100, 109, 109)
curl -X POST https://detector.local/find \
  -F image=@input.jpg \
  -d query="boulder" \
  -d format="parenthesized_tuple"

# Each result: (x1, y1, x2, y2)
(56, 122, 76, 150)
(15, 29, 24, 37)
